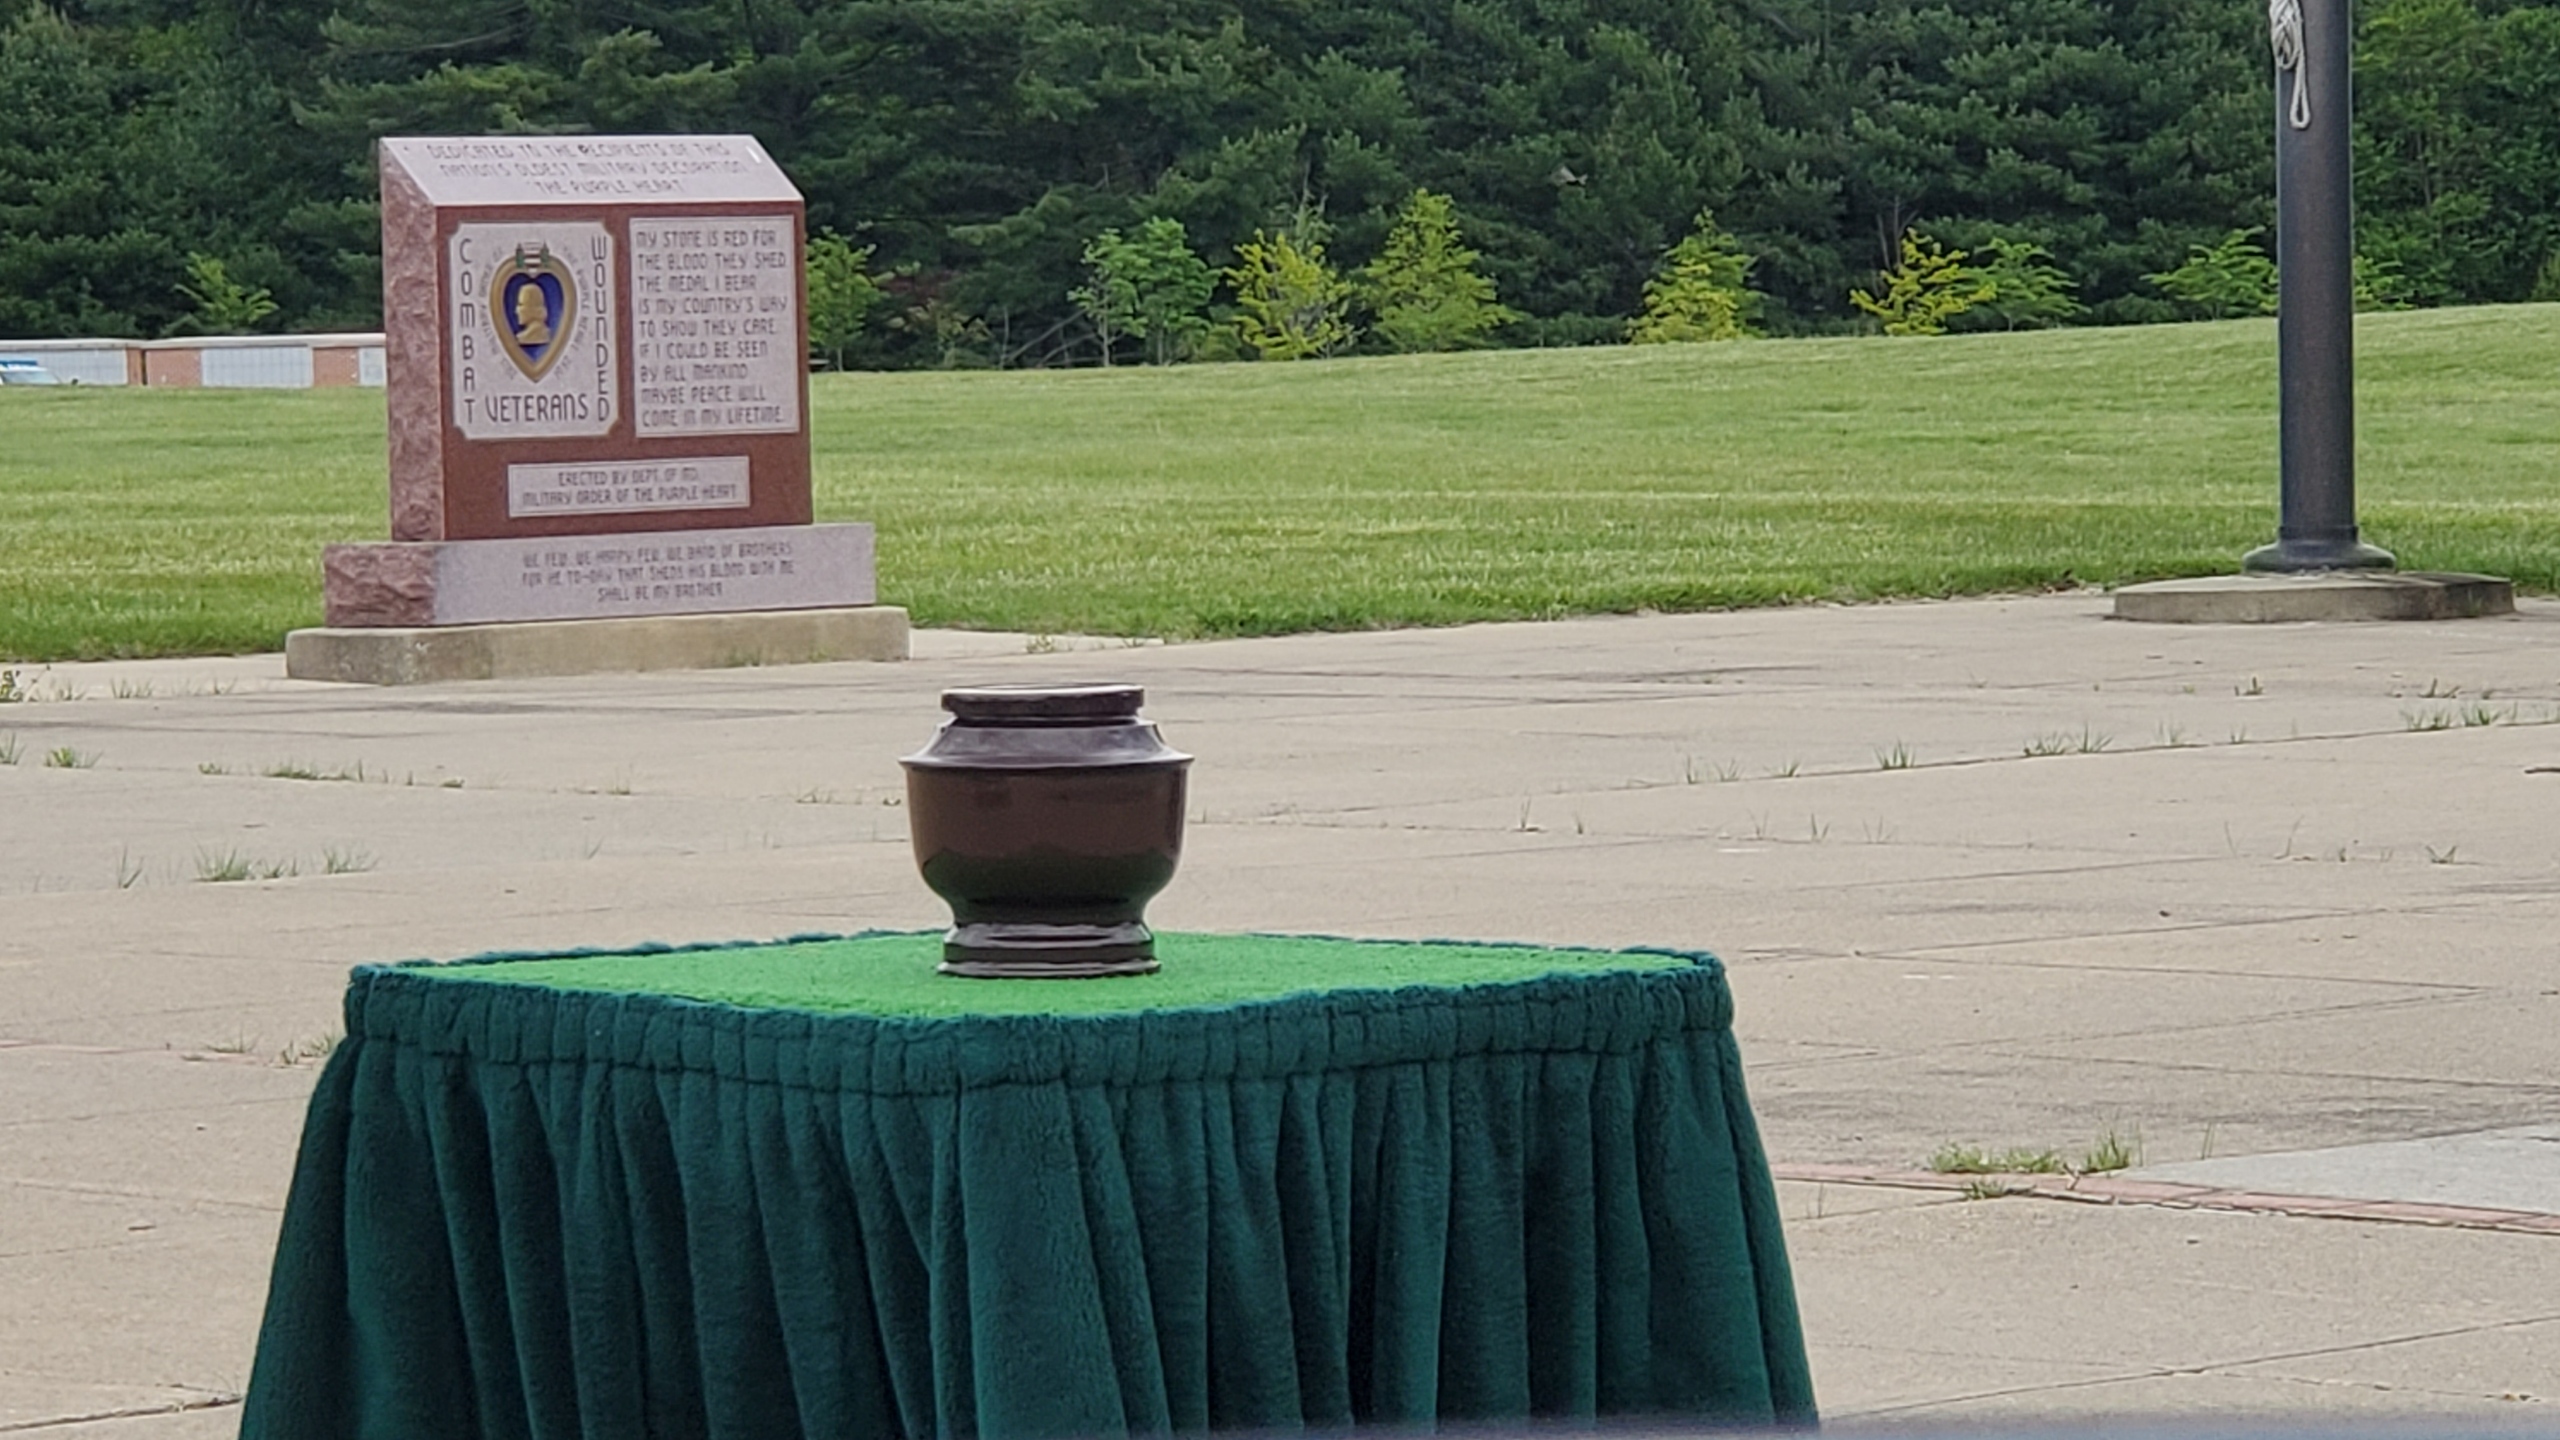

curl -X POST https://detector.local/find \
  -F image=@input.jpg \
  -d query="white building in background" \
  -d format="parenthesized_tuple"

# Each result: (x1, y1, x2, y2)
(0, 333, 386, 388)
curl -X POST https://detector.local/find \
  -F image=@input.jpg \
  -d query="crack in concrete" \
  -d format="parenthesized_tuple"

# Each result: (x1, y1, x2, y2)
(0, 1394, 241, 1434)
(1835, 1310, 2560, 1420)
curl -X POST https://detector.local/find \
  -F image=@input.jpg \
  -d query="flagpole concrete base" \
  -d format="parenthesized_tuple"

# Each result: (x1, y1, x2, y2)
(2111, 573, 2512, 624)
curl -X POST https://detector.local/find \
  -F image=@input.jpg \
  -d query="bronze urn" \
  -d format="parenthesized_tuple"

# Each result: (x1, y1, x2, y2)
(901, 685, 1191, 977)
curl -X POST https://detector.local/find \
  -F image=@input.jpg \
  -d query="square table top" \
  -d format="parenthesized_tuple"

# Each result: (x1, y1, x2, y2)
(413, 931, 1702, 1020)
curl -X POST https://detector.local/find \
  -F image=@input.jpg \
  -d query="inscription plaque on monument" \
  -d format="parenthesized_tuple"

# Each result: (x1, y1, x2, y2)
(448, 222, 618, 440)
(315, 134, 882, 632)
(629, 215, 799, 438)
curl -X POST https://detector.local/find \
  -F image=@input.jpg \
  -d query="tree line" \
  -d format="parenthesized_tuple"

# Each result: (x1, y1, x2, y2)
(5, 0, 2558, 362)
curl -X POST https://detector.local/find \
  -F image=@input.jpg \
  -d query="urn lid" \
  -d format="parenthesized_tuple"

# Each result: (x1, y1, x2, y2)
(941, 684, 1144, 726)
(903, 683, 1190, 770)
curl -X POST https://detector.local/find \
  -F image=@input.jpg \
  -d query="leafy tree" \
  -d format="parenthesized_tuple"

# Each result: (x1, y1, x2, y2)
(1226, 230, 1353, 361)
(1628, 209, 1760, 343)
(2534, 252, 2560, 304)
(1359, 190, 1514, 353)
(892, 297, 993, 370)
(2353, 254, 2416, 312)
(1851, 234, 1994, 336)
(173, 254, 280, 333)
(1069, 242, 1136, 366)
(1071, 219, 1216, 366)
(1964, 239, 2084, 330)
(2146, 228, 2279, 319)
(806, 232, 885, 372)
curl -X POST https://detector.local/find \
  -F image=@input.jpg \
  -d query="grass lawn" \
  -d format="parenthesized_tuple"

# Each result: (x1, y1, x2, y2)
(4, 303, 2558, 660)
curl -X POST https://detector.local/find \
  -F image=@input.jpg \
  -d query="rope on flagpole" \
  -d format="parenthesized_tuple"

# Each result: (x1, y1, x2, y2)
(2270, 0, 2311, 129)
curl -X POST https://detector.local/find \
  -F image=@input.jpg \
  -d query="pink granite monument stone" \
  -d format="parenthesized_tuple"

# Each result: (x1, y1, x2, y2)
(293, 135, 899, 677)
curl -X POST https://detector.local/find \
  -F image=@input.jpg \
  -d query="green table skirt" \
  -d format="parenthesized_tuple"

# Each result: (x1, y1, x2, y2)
(242, 936, 1815, 1439)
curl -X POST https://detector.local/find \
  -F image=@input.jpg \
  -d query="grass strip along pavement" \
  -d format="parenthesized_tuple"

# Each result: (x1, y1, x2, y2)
(5, 304, 2558, 661)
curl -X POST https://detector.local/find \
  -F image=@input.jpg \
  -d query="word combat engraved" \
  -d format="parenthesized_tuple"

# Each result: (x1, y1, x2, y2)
(630, 215, 798, 437)
(448, 222, 618, 440)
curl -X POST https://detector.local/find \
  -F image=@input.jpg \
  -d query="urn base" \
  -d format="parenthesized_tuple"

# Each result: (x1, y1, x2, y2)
(937, 920, 1162, 978)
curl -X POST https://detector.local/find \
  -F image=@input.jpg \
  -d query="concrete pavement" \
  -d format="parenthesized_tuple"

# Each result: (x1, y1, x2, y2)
(4, 593, 2557, 1430)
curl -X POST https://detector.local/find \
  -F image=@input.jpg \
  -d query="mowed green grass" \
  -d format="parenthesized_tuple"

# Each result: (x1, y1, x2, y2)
(5, 303, 2557, 660)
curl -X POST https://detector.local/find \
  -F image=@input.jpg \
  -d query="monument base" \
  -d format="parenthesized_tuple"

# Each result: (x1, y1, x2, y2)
(285, 605, 909, 685)
(2112, 572, 2514, 624)
(324, 523, 875, 628)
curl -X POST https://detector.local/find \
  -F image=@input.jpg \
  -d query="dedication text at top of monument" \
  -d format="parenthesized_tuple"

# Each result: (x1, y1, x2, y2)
(380, 136, 798, 207)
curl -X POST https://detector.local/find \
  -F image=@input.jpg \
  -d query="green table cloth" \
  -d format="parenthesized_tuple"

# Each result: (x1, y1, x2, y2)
(242, 932, 1815, 1439)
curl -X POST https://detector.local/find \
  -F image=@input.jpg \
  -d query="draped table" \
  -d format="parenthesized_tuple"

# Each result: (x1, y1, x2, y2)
(242, 932, 1815, 1439)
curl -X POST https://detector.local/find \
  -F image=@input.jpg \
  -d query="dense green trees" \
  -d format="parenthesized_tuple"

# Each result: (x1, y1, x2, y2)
(5, 0, 2559, 357)
(0, 0, 372, 336)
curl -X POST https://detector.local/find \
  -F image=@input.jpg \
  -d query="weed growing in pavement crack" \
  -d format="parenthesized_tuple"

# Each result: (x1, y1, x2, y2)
(262, 760, 376, 782)
(1934, 1128, 2142, 1179)
(320, 845, 375, 875)
(195, 847, 295, 883)
(274, 1032, 342, 1067)
(1930, 1143, 2066, 1175)
(2080, 1126, 2140, 1173)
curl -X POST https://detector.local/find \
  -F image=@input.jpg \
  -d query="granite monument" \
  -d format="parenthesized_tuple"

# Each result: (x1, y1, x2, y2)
(286, 134, 905, 681)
